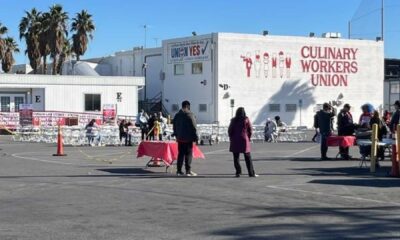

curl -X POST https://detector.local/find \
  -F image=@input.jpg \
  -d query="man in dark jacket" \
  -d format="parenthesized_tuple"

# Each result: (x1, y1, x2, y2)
(390, 100, 400, 133)
(173, 100, 199, 176)
(337, 103, 355, 160)
(316, 103, 336, 160)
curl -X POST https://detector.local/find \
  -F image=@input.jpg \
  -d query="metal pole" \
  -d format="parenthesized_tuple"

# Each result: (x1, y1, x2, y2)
(370, 123, 378, 172)
(145, 25, 147, 49)
(348, 21, 351, 39)
(381, 0, 384, 41)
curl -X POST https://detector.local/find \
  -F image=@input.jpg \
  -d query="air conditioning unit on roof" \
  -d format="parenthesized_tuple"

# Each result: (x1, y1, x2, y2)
(322, 32, 341, 39)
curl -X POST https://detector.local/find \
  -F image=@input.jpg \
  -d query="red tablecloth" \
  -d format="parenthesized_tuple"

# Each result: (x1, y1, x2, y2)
(137, 141, 205, 166)
(326, 136, 356, 147)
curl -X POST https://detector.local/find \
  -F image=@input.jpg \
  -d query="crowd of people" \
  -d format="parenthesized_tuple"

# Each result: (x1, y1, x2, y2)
(135, 110, 168, 141)
(84, 99, 400, 177)
(83, 110, 169, 147)
(313, 101, 399, 168)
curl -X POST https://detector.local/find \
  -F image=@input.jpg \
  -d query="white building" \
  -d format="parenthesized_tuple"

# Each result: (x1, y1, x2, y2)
(0, 74, 144, 118)
(17, 32, 383, 127)
(161, 33, 383, 126)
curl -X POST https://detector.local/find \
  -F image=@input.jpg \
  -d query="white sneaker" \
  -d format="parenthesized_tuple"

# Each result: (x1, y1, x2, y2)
(186, 171, 198, 177)
(250, 174, 259, 178)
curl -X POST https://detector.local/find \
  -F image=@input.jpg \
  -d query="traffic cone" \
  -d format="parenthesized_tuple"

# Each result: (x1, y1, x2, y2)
(148, 157, 162, 167)
(53, 124, 67, 156)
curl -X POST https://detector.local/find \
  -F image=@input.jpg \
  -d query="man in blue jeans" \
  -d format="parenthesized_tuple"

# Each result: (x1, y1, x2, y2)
(315, 103, 336, 160)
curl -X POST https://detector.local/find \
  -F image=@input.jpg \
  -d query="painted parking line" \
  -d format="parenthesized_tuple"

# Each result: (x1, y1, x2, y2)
(203, 149, 228, 155)
(266, 185, 400, 206)
(11, 152, 75, 165)
(283, 145, 319, 158)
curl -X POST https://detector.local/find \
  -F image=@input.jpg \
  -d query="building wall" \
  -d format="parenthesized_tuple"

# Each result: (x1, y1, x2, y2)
(216, 33, 384, 127)
(0, 75, 144, 117)
(162, 34, 215, 123)
(93, 48, 163, 100)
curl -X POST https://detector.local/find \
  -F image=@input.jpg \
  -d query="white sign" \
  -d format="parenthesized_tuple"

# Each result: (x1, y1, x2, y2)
(167, 38, 211, 63)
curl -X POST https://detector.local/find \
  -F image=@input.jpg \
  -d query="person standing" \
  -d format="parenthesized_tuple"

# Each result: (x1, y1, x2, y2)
(337, 103, 355, 160)
(137, 110, 148, 141)
(264, 118, 277, 142)
(147, 113, 156, 141)
(119, 120, 127, 145)
(228, 107, 257, 177)
(173, 100, 199, 176)
(390, 100, 400, 133)
(85, 119, 99, 146)
(158, 112, 167, 141)
(315, 103, 336, 160)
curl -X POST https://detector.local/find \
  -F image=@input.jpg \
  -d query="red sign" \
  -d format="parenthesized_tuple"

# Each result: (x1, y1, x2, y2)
(19, 104, 33, 126)
(103, 104, 116, 125)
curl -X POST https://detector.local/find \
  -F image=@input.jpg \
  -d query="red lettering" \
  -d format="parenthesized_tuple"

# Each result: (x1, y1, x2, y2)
(311, 60, 320, 72)
(301, 46, 310, 58)
(301, 60, 311, 72)
(190, 45, 201, 56)
(342, 61, 350, 73)
(311, 74, 318, 86)
(351, 62, 358, 73)
(310, 74, 348, 87)
(320, 61, 328, 72)
(343, 48, 350, 60)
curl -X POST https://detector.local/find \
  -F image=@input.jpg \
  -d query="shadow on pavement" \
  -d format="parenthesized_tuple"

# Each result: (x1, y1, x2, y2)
(210, 206, 400, 239)
(292, 166, 392, 177)
(252, 157, 347, 161)
(309, 178, 400, 188)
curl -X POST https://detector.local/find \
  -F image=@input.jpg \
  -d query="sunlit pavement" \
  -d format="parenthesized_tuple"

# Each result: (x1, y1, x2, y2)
(0, 135, 399, 240)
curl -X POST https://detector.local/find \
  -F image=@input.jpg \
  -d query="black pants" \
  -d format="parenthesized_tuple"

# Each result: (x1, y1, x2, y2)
(147, 131, 155, 141)
(312, 130, 318, 142)
(177, 142, 193, 173)
(141, 127, 147, 141)
(120, 132, 132, 146)
(233, 152, 255, 176)
(320, 132, 330, 158)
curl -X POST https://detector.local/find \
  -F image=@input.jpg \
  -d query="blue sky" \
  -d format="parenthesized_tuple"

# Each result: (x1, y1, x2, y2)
(1, 0, 398, 64)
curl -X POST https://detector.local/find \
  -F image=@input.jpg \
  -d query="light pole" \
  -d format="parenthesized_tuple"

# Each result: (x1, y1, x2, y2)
(143, 24, 147, 49)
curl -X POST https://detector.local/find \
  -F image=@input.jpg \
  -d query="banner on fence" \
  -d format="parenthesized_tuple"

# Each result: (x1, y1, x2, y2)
(103, 104, 116, 125)
(19, 104, 33, 126)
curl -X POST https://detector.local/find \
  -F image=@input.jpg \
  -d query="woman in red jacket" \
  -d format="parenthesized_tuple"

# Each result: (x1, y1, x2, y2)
(228, 107, 258, 177)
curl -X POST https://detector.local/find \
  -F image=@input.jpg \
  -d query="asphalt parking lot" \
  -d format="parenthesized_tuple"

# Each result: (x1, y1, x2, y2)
(0, 135, 399, 240)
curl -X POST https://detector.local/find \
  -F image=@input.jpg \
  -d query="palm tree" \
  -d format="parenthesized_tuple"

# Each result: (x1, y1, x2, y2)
(71, 10, 95, 61)
(57, 39, 72, 74)
(1, 37, 20, 73)
(19, 8, 42, 74)
(39, 14, 50, 74)
(43, 4, 69, 75)
(0, 22, 8, 61)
